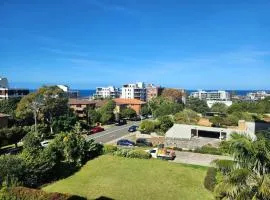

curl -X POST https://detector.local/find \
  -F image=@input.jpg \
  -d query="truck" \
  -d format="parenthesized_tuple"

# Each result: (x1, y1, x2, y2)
(146, 148, 176, 160)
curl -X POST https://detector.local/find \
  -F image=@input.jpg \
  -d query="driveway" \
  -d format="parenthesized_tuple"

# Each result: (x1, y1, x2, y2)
(172, 151, 232, 167)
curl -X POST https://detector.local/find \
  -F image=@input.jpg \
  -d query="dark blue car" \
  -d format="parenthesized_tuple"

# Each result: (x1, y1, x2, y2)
(117, 139, 135, 146)
(128, 125, 138, 132)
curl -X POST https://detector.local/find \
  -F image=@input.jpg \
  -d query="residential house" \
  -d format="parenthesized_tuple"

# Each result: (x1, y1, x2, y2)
(113, 98, 146, 115)
(68, 99, 96, 119)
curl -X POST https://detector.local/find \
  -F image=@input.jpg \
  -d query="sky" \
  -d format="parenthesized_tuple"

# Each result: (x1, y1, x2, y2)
(0, 0, 270, 90)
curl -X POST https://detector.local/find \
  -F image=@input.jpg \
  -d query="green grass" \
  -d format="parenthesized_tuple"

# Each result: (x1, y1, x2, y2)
(43, 155, 213, 200)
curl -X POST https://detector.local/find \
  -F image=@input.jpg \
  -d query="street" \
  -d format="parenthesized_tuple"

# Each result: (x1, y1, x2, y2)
(87, 121, 140, 143)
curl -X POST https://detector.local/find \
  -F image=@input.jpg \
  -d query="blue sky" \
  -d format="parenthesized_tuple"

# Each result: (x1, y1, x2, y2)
(0, 0, 270, 89)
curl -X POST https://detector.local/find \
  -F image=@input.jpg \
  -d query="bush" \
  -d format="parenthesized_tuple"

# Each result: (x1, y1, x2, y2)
(172, 147, 182, 151)
(204, 167, 217, 192)
(140, 120, 155, 134)
(194, 145, 222, 155)
(103, 144, 117, 154)
(113, 149, 131, 157)
(127, 149, 151, 159)
(2, 186, 86, 200)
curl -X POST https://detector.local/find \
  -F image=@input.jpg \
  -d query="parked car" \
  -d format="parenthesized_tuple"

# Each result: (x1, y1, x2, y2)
(41, 140, 50, 147)
(89, 126, 105, 134)
(117, 139, 135, 146)
(146, 148, 176, 160)
(136, 138, 153, 147)
(129, 116, 141, 121)
(128, 125, 138, 132)
(6, 147, 21, 155)
(115, 119, 127, 126)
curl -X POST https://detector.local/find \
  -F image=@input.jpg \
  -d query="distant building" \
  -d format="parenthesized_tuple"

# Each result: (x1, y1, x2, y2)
(68, 99, 96, 119)
(94, 86, 120, 99)
(113, 98, 146, 115)
(190, 90, 231, 101)
(0, 77, 9, 88)
(146, 84, 163, 101)
(247, 91, 270, 101)
(190, 90, 232, 108)
(57, 85, 79, 98)
(121, 82, 146, 101)
(0, 77, 29, 100)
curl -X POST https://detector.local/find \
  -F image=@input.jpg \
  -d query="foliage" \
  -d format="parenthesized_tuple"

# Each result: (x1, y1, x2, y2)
(140, 105, 151, 116)
(139, 120, 156, 134)
(52, 113, 77, 134)
(209, 116, 226, 127)
(213, 132, 270, 200)
(158, 115, 173, 133)
(16, 86, 69, 134)
(210, 103, 228, 114)
(228, 99, 270, 114)
(194, 144, 222, 155)
(126, 149, 151, 159)
(161, 88, 184, 103)
(103, 144, 117, 154)
(0, 155, 26, 187)
(186, 97, 210, 114)
(98, 100, 115, 124)
(0, 98, 20, 116)
(113, 148, 131, 157)
(153, 101, 183, 118)
(174, 109, 199, 124)
(0, 126, 26, 147)
(120, 107, 137, 119)
(87, 109, 101, 125)
(1, 186, 86, 200)
(212, 159, 235, 175)
(204, 167, 217, 192)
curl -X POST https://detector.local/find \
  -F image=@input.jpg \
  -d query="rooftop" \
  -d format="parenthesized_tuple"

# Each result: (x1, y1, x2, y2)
(68, 98, 96, 105)
(113, 98, 146, 105)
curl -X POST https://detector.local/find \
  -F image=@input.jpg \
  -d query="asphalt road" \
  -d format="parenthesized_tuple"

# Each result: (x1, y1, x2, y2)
(87, 121, 140, 143)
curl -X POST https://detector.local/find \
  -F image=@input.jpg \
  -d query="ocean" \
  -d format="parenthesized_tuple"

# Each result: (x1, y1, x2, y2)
(29, 89, 269, 98)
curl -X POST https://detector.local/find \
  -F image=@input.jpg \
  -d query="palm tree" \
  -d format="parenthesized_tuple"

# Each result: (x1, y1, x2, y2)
(213, 132, 270, 200)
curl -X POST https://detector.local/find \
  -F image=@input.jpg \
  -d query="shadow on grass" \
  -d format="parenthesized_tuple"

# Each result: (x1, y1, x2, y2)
(95, 196, 114, 200)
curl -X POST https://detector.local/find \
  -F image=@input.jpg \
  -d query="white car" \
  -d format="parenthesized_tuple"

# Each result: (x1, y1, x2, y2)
(41, 140, 50, 147)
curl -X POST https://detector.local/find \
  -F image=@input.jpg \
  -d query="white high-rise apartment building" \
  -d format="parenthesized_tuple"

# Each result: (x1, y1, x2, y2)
(190, 90, 230, 101)
(94, 86, 120, 99)
(0, 77, 29, 100)
(190, 90, 232, 108)
(121, 82, 146, 101)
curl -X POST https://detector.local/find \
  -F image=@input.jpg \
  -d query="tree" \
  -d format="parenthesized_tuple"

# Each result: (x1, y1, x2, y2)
(213, 133, 270, 200)
(153, 101, 184, 118)
(120, 108, 137, 119)
(186, 97, 210, 114)
(88, 109, 101, 125)
(211, 103, 228, 114)
(161, 88, 184, 103)
(140, 120, 155, 134)
(98, 100, 116, 124)
(0, 98, 20, 116)
(0, 127, 26, 148)
(140, 105, 151, 116)
(174, 109, 200, 124)
(16, 86, 69, 134)
(209, 116, 225, 127)
(158, 115, 173, 133)
(52, 113, 77, 134)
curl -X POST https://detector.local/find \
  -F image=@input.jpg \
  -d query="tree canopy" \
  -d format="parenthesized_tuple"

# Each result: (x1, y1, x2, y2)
(186, 97, 210, 114)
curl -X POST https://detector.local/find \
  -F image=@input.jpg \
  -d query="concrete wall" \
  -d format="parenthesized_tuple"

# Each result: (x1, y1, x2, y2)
(165, 137, 220, 149)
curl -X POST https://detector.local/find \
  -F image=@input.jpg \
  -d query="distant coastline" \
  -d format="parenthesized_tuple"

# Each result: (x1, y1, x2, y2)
(29, 89, 270, 98)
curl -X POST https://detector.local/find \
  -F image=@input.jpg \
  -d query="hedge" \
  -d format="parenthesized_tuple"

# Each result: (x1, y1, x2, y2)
(1, 187, 86, 200)
(204, 167, 217, 192)
(194, 145, 222, 155)
(103, 144, 117, 154)
(126, 149, 151, 159)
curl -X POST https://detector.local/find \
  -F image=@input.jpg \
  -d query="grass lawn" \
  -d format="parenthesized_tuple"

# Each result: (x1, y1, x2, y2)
(43, 155, 213, 200)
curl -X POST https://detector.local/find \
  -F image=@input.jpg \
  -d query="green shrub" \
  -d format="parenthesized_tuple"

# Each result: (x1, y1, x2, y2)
(103, 144, 117, 154)
(127, 149, 151, 159)
(113, 149, 131, 157)
(204, 167, 217, 192)
(194, 145, 222, 155)
(172, 147, 182, 151)
(2, 186, 86, 200)
(219, 141, 230, 154)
